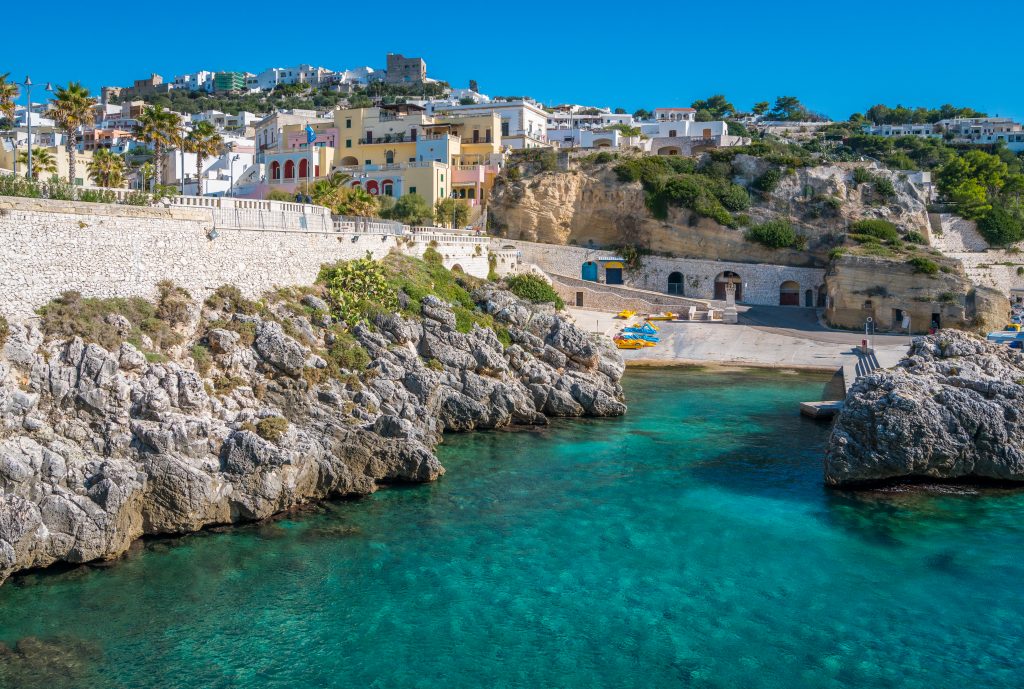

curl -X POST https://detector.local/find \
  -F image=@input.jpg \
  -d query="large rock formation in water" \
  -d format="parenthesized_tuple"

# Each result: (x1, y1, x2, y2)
(0, 285, 625, 585)
(825, 330, 1024, 486)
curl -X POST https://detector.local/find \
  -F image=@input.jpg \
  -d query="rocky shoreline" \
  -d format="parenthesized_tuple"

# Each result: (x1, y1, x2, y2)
(825, 330, 1024, 487)
(0, 280, 626, 586)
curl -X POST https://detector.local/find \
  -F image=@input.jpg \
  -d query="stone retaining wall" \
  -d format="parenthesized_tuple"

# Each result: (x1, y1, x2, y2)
(0, 196, 488, 319)
(495, 239, 826, 306)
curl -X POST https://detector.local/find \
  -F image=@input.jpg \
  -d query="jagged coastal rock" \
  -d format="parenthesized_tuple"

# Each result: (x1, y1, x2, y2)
(825, 330, 1024, 486)
(0, 284, 625, 585)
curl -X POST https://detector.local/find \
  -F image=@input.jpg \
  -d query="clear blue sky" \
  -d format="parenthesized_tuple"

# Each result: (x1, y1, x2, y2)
(5, 0, 1022, 121)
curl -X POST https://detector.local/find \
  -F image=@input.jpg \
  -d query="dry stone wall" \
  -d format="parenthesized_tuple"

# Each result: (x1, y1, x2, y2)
(496, 239, 825, 306)
(0, 197, 488, 319)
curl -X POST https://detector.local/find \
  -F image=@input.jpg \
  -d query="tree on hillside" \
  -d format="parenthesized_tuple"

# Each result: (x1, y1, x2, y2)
(17, 147, 56, 179)
(87, 148, 126, 188)
(936, 150, 1009, 218)
(384, 193, 433, 225)
(435, 197, 470, 228)
(690, 94, 735, 121)
(633, 108, 652, 121)
(861, 103, 987, 125)
(134, 105, 182, 187)
(185, 121, 223, 195)
(613, 107, 627, 114)
(0, 72, 18, 125)
(751, 101, 769, 117)
(766, 96, 826, 122)
(46, 82, 97, 189)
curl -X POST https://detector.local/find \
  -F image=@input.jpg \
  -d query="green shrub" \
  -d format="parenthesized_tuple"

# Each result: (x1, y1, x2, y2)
(256, 416, 289, 442)
(79, 189, 118, 204)
(873, 177, 897, 199)
(752, 168, 783, 194)
(318, 255, 399, 326)
(745, 219, 802, 249)
(907, 257, 939, 275)
(505, 274, 565, 309)
(123, 191, 152, 206)
(828, 247, 846, 260)
(0, 315, 8, 348)
(977, 206, 1024, 246)
(852, 167, 872, 185)
(849, 219, 900, 242)
(191, 344, 212, 375)
(326, 331, 370, 372)
(903, 231, 926, 244)
(716, 184, 751, 211)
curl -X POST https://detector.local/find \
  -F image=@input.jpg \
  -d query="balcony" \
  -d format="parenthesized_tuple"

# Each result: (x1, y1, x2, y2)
(359, 133, 412, 145)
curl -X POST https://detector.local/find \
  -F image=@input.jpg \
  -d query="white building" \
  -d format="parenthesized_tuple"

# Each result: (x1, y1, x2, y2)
(547, 127, 631, 150)
(248, 65, 336, 92)
(863, 116, 1024, 152)
(653, 107, 697, 122)
(192, 110, 259, 131)
(171, 71, 216, 93)
(420, 99, 550, 149)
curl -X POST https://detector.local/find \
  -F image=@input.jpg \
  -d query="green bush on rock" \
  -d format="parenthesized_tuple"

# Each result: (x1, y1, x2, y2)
(849, 219, 900, 242)
(505, 274, 565, 309)
(745, 219, 804, 250)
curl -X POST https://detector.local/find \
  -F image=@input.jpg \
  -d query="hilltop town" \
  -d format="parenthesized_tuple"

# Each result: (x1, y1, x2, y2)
(2, 53, 1024, 347)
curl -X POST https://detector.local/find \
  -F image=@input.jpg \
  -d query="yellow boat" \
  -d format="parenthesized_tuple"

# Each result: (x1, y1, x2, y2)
(617, 310, 636, 319)
(615, 339, 646, 350)
(647, 312, 676, 322)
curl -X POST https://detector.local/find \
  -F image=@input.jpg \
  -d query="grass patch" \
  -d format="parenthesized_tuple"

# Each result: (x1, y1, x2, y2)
(37, 285, 190, 352)
(256, 416, 289, 442)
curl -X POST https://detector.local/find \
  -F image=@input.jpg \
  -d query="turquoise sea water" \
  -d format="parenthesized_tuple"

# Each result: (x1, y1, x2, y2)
(2, 369, 1024, 689)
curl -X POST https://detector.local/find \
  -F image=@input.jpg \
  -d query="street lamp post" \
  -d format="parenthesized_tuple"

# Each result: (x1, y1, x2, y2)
(229, 154, 239, 197)
(22, 76, 53, 180)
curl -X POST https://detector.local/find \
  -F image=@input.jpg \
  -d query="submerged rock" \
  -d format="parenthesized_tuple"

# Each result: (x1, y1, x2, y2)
(825, 329, 1024, 486)
(0, 286, 625, 584)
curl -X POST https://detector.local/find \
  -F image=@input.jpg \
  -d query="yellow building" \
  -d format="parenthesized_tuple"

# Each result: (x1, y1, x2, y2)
(264, 103, 503, 214)
(0, 144, 93, 186)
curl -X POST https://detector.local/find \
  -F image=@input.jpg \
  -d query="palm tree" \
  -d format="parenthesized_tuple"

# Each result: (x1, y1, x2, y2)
(134, 105, 182, 187)
(185, 121, 222, 195)
(46, 82, 97, 188)
(0, 72, 18, 124)
(17, 147, 56, 179)
(87, 148, 126, 188)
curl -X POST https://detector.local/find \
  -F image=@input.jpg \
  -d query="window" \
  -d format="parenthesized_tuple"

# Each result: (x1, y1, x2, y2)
(409, 186, 416, 195)
(346, 118, 351, 128)
(345, 139, 351, 148)
(365, 160, 371, 165)
(501, 122, 509, 137)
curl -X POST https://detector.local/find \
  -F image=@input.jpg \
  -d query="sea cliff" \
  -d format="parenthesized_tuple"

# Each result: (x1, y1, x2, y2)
(0, 269, 625, 585)
(825, 330, 1024, 486)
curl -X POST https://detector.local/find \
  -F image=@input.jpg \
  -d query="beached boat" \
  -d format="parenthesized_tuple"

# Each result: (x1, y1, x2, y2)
(617, 310, 636, 319)
(646, 312, 676, 321)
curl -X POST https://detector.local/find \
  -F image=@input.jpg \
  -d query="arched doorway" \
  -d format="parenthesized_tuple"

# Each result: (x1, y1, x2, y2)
(581, 261, 598, 282)
(780, 281, 800, 306)
(270, 161, 280, 180)
(657, 146, 681, 156)
(385, 150, 395, 165)
(451, 264, 464, 273)
(714, 271, 742, 301)
(284, 160, 295, 180)
(605, 261, 624, 285)
(298, 159, 309, 179)
(381, 180, 394, 196)
(593, 138, 613, 148)
(817, 285, 827, 308)
(668, 271, 684, 295)
(365, 180, 379, 195)
(340, 156, 359, 167)
(804, 289, 814, 307)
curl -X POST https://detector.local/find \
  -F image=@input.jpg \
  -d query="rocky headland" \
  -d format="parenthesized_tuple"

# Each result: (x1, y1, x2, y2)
(0, 258, 625, 585)
(825, 330, 1024, 486)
